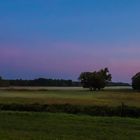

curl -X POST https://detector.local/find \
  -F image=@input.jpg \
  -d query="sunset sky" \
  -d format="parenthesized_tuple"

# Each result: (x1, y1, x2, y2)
(0, 0, 140, 82)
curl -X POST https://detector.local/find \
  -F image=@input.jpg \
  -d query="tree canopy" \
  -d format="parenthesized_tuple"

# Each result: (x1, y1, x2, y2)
(132, 72, 140, 90)
(79, 68, 112, 91)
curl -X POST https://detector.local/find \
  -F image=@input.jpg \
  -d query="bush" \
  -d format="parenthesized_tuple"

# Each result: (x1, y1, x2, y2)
(0, 103, 140, 118)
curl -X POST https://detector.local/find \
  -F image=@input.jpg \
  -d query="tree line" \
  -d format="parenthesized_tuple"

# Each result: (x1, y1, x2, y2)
(0, 77, 80, 87)
(0, 68, 139, 90)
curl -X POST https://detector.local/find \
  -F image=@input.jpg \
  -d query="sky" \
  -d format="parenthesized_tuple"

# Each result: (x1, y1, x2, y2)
(0, 0, 140, 82)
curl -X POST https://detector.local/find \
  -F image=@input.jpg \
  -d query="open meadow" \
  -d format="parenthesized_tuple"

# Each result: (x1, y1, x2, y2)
(0, 86, 139, 107)
(0, 86, 140, 139)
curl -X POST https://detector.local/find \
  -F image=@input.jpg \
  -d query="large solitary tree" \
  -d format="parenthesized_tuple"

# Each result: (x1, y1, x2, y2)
(132, 72, 140, 90)
(79, 68, 112, 91)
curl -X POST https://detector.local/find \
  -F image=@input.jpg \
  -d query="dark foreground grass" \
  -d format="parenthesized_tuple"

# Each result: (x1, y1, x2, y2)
(0, 111, 140, 140)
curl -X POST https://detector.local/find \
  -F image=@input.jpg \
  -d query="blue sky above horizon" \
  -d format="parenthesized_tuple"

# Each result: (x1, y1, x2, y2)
(0, 0, 140, 82)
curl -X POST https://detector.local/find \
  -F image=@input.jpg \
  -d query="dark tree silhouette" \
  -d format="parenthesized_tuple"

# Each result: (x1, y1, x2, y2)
(132, 72, 140, 90)
(79, 68, 112, 91)
(0, 76, 10, 87)
(9, 78, 73, 87)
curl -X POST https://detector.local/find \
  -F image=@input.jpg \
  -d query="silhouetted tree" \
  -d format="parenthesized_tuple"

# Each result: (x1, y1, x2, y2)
(79, 68, 112, 91)
(132, 72, 140, 90)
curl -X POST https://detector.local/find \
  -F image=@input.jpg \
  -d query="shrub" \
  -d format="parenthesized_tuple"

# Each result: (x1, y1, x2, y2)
(0, 103, 140, 118)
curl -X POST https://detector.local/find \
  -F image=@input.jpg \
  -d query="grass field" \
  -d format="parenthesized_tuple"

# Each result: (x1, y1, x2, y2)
(0, 87, 140, 107)
(0, 87, 140, 139)
(0, 111, 140, 140)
